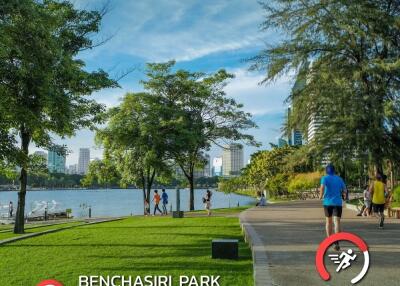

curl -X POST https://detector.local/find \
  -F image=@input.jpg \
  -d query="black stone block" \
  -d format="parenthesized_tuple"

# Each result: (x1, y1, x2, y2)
(212, 239, 238, 259)
(172, 211, 184, 218)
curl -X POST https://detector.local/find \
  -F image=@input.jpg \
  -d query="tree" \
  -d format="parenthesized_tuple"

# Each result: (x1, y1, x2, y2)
(81, 159, 120, 188)
(0, 1, 118, 233)
(96, 92, 171, 210)
(252, 0, 400, 173)
(142, 61, 258, 210)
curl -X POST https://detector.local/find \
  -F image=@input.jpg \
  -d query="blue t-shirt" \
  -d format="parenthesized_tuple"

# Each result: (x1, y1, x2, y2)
(321, 175, 346, 206)
(161, 192, 168, 204)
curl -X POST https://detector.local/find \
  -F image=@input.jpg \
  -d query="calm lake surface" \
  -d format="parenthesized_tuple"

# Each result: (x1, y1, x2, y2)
(0, 189, 255, 218)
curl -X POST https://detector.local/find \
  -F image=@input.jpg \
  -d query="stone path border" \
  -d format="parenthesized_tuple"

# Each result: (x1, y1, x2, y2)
(0, 217, 123, 246)
(240, 208, 275, 286)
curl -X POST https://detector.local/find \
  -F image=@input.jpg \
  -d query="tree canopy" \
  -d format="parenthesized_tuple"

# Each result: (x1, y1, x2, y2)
(0, 0, 117, 233)
(252, 0, 400, 173)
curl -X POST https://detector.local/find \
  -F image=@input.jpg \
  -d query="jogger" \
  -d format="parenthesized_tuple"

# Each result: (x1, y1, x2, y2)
(370, 173, 387, 229)
(319, 164, 346, 250)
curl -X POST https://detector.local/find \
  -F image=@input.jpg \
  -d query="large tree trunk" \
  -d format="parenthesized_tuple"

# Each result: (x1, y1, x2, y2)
(189, 174, 194, 211)
(14, 128, 30, 234)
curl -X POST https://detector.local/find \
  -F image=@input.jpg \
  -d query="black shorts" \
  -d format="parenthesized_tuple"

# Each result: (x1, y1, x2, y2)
(324, 206, 343, 218)
(373, 203, 385, 213)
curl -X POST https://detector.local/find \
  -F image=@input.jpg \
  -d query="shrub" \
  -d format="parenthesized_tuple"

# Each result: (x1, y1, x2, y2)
(288, 171, 322, 193)
(393, 185, 400, 202)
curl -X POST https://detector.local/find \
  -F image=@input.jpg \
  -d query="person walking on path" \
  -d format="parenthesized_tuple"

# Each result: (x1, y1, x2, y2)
(362, 185, 372, 217)
(203, 190, 212, 216)
(370, 173, 387, 229)
(319, 164, 346, 251)
(153, 190, 162, 215)
(161, 189, 168, 215)
(9, 201, 13, 218)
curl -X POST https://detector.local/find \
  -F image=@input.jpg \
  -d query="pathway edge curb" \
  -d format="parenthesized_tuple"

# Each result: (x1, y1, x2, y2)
(239, 208, 275, 286)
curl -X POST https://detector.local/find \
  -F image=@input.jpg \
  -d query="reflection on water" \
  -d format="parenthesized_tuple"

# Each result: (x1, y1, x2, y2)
(0, 189, 255, 217)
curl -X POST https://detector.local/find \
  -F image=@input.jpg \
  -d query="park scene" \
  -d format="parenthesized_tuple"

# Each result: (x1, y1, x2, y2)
(0, 1, 400, 286)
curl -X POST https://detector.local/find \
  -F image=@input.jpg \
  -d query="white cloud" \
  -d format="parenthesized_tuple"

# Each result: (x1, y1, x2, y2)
(225, 68, 292, 116)
(79, 0, 266, 62)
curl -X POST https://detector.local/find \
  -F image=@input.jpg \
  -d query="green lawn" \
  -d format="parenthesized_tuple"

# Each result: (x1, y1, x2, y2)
(0, 221, 82, 240)
(0, 216, 253, 286)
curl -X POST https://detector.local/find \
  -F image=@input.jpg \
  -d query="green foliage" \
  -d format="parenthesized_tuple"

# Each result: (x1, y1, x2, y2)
(218, 177, 246, 194)
(81, 159, 120, 188)
(393, 186, 400, 203)
(142, 61, 258, 210)
(253, 0, 400, 171)
(288, 172, 322, 193)
(96, 92, 171, 201)
(265, 173, 289, 198)
(0, 0, 117, 233)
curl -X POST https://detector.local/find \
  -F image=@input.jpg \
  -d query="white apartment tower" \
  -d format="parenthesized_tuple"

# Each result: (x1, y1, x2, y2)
(78, 148, 90, 175)
(222, 144, 244, 176)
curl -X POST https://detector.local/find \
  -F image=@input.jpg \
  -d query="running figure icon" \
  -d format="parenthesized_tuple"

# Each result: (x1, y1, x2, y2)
(329, 249, 357, 272)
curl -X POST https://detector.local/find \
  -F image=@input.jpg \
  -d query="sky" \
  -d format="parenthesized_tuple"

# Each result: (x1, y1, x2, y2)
(32, 0, 293, 166)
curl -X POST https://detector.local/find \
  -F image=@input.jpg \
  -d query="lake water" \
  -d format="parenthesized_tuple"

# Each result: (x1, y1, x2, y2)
(0, 189, 255, 218)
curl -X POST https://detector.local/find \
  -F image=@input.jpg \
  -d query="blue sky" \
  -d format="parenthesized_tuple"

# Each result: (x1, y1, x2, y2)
(32, 0, 293, 165)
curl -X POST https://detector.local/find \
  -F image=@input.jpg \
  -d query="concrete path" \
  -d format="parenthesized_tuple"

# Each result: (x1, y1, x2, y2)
(240, 200, 400, 286)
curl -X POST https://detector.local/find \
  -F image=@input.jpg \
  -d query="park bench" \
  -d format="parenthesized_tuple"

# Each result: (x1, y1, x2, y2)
(211, 239, 238, 259)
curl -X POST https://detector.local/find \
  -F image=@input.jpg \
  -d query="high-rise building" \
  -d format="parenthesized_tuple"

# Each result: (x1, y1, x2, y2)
(204, 154, 211, 177)
(193, 154, 211, 179)
(212, 157, 223, 176)
(67, 164, 78, 175)
(47, 149, 66, 173)
(34, 151, 47, 163)
(78, 148, 90, 175)
(307, 114, 323, 142)
(287, 107, 303, 146)
(222, 144, 244, 177)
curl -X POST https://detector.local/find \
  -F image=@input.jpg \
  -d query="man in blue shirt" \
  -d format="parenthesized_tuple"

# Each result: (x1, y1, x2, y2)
(319, 164, 346, 250)
(161, 189, 168, 215)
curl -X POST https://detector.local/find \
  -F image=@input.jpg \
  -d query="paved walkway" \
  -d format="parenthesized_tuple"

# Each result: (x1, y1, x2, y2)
(240, 200, 400, 286)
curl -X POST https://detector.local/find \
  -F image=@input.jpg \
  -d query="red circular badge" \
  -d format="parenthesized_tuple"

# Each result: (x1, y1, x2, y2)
(37, 279, 63, 286)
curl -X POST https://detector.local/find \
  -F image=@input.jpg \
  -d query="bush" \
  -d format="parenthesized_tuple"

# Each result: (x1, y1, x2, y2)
(265, 173, 290, 198)
(393, 185, 400, 202)
(288, 172, 322, 193)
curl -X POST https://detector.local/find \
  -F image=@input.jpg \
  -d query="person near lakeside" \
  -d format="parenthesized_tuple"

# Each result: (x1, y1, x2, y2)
(203, 190, 212, 216)
(144, 199, 150, 216)
(161, 189, 168, 215)
(257, 193, 266, 207)
(152, 190, 162, 215)
(319, 164, 346, 251)
(362, 185, 372, 217)
(9, 201, 13, 218)
(370, 173, 387, 229)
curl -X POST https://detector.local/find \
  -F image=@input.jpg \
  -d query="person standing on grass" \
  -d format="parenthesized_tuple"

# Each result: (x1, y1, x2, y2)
(9, 201, 13, 218)
(161, 189, 168, 215)
(319, 164, 346, 251)
(370, 173, 387, 229)
(153, 190, 162, 215)
(203, 190, 212, 216)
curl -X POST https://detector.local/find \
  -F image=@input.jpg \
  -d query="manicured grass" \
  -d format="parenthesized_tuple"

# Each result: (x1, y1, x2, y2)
(0, 221, 82, 240)
(0, 216, 253, 286)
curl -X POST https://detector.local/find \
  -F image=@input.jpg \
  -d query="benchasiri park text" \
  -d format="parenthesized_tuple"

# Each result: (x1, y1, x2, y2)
(79, 275, 221, 286)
